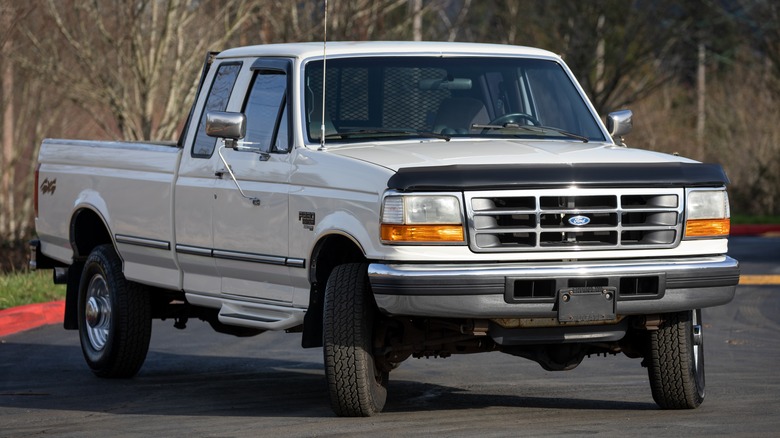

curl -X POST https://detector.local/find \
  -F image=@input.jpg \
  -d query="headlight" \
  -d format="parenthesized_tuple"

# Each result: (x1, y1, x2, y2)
(684, 189, 730, 238)
(381, 195, 465, 244)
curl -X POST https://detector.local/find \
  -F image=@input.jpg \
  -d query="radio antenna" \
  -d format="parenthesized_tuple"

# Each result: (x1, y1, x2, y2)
(320, 0, 328, 150)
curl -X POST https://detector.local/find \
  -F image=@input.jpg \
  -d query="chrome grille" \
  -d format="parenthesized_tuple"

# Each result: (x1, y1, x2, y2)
(466, 188, 684, 252)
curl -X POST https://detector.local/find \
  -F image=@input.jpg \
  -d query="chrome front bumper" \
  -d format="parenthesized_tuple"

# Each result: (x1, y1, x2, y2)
(368, 256, 739, 319)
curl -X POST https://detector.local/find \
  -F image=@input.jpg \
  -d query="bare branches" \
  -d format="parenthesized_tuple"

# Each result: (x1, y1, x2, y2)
(0, 0, 777, 243)
(20, 0, 263, 142)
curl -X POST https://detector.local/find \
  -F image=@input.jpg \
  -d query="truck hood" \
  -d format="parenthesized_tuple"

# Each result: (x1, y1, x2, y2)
(325, 138, 695, 171)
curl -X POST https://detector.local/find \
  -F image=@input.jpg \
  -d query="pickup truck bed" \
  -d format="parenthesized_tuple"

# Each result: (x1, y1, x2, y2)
(37, 139, 182, 290)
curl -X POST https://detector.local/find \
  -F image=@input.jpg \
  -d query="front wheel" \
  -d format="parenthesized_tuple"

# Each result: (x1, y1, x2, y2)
(78, 244, 151, 378)
(646, 309, 705, 409)
(323, 263, 388, 417)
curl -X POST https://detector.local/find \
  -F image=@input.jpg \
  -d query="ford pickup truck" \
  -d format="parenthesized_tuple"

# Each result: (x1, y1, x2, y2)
(31, 42, 739, 417)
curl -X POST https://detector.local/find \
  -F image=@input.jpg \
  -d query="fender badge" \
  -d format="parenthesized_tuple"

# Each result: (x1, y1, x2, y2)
(298, 211, 315, 231)
(40, 178, 57, 195)
(568, 215, 590, 226)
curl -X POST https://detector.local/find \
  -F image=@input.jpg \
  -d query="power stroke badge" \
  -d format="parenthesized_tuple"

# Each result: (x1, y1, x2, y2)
(298, 211, 315, 231)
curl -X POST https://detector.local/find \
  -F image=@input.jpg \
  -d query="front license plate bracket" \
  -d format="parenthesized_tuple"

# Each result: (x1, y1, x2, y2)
(558, 286, 616, 323)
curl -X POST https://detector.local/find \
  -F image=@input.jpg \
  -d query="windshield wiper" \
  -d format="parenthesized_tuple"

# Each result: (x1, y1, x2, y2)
(472, 123, 589, 143)
(324, 129, 451, 141)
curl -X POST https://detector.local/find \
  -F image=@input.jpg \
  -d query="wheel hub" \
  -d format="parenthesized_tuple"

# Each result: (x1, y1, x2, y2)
(692, 324, 703, 347)
(84, 274, 111, 351)
(691, 310, 705, 393)
(85, 296, 109, 328)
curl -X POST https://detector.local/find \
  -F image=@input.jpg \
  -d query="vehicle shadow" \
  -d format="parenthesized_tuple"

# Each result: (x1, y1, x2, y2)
(1, 341, 656, 418)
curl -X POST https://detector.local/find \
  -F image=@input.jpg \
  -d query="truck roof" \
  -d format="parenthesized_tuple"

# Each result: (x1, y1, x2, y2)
(216, 41, 560, 61)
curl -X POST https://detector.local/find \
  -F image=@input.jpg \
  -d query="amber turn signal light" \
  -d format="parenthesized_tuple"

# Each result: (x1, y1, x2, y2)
(685, 218, 730, 238)
(380, 224, 464, 243)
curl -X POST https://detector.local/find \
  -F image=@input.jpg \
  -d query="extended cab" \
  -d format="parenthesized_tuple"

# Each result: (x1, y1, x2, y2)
(32, 42, 739, 416)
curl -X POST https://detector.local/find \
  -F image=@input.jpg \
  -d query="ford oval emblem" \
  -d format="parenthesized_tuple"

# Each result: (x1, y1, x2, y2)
(568, 215, 591, 226)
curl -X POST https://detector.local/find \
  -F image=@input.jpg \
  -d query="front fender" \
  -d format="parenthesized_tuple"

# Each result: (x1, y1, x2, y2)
(312, 211, 371, 257)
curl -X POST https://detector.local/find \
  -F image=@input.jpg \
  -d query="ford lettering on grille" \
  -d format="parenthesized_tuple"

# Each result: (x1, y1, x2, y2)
(568, 215, 591, 226)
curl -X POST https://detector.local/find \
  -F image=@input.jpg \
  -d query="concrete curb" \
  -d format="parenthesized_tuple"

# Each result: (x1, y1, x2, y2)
(0, 300, 65, 338)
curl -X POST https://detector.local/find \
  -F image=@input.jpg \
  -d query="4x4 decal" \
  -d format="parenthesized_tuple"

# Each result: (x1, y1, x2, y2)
(40, 178, 57, 195)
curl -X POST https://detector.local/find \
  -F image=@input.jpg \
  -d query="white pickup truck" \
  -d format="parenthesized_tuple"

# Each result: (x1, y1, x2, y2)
(32, 42, 739, 417)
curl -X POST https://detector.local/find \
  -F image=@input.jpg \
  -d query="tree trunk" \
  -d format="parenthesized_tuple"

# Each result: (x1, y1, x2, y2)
(696, 42, 706, 159)
(595, 14, 606, 97)
(412, 0, 422, 41)
(1, 34, 14, 239)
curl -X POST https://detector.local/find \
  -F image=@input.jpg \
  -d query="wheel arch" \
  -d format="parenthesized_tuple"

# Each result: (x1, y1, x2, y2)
(70, 207, 114, 260)
(64, 207, 115, 330)
(301, 232, 367, 348)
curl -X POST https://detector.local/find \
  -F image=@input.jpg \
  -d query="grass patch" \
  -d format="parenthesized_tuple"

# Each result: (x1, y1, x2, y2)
(731, 215, 780, 225)
(0, 270, 65, 310)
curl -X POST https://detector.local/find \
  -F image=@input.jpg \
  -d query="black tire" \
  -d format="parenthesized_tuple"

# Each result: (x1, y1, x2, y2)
(78, 244, 151, 378)
(646, 309, 705, 409)
(323, 263, 388, 417)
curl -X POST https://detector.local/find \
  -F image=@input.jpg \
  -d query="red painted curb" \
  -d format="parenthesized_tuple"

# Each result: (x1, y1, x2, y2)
(730, 224, 780, 236)
(0, 300, 65, 337)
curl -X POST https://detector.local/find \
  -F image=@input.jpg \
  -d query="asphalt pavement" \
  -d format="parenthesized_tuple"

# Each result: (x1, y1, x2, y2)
(1, 236, 778, 437)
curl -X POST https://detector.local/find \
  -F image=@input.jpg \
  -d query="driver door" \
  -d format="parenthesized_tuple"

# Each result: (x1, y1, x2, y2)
(212, 58, 295, 303)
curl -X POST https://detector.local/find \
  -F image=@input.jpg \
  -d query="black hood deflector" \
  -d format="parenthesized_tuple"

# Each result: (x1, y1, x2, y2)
(387, 162, 729, 192)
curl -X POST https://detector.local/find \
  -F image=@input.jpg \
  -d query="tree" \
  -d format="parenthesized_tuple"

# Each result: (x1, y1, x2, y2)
(1, 3, 43, 241)
(23, 0, 260, 142)
(736, 0, 780, 94)
(0, 0, 776, 250)
(534, 1, 691, 114)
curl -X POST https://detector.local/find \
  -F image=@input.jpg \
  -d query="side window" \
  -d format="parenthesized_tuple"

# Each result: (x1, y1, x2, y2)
(191, 62, 242, 158)
(274, 103, 289, 152)
(243, 70, 289, 153)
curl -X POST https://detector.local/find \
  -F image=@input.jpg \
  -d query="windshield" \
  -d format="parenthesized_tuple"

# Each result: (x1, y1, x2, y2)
(303, 56, 606, 143)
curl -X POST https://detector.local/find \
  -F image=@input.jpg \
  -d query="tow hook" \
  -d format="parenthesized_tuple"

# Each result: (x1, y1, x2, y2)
(461, 320, 489, 336)
(639, 315, 662, 331)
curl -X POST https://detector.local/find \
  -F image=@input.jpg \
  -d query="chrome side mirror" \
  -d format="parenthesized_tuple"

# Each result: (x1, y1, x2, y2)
(206, 111, 246, 146)
(209, 111, 261, 206)
(606, 109, 633, 146)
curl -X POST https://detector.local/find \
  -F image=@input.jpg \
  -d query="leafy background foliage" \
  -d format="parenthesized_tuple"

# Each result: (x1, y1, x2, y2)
(1, 0, 777, 272)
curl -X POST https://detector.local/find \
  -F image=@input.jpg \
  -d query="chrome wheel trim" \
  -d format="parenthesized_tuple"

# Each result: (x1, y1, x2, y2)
(84, 274, 111, 351)
(691, 309, 705, 390)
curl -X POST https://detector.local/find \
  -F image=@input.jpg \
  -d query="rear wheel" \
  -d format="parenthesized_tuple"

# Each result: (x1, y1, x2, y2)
(323, 263, 388, 417)
(646, 309, 705, 409)
(78, 244, 151, 378)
